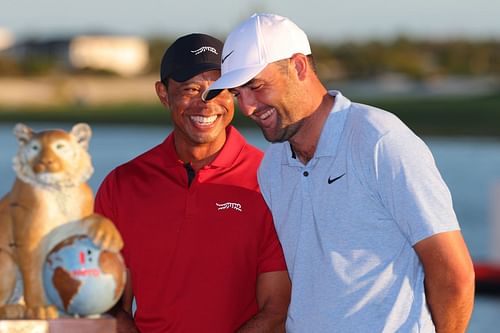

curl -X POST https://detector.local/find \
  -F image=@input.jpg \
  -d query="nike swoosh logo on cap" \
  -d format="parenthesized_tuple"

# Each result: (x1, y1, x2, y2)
(328, 173, 345, 184)
(221, 50, 234, 64)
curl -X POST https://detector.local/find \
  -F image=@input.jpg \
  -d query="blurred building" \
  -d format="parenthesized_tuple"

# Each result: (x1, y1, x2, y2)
(0, 34, 153, 106)
(0, 28, 14, 51)
(69, 36, 149, 76)
(5, 34, 149, 77)
(9, 38, 71, 67)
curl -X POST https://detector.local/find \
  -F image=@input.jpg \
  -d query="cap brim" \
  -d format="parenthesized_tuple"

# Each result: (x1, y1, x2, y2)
(202, 64, 266, 101)
(170, 63, 220, 82)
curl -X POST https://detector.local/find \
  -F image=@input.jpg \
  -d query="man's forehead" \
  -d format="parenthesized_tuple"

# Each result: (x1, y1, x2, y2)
(226, 62, 279, 92)
(239, 67, 274, 87)
(228, 78, 257, 92)
(243, 77, 259, 87)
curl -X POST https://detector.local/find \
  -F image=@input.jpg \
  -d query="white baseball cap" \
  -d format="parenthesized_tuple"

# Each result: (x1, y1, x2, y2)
(202, 13, 311, 101)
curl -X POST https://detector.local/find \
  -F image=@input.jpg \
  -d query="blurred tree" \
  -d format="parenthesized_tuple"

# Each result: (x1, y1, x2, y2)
(382, 37, 432, 80)
(1, 36, 500, 80)
(0, 54, 20, 75)
(18, 56, 60, 76)
(146, 37, 173, 75)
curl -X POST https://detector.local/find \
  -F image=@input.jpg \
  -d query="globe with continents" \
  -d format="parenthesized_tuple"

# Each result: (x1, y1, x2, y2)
(43, 235, 126, 316)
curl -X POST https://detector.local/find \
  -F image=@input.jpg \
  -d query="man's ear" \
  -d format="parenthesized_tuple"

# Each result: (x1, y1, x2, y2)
(155, 81, 170, 107)
(291, 53, 309, 81)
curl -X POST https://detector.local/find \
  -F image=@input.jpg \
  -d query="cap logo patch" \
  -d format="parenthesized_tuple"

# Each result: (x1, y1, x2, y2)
(190, 46, 218, 56)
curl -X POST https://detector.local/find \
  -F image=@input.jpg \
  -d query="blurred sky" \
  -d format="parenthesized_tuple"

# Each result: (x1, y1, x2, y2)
(1, 0, 500, 43)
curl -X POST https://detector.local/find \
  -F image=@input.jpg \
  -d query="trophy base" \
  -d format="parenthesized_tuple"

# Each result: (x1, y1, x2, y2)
(0, 316, 116, 333)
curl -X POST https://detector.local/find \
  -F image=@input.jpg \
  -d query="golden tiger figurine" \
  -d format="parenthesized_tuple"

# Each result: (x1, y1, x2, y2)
(0, 123, 123, 319)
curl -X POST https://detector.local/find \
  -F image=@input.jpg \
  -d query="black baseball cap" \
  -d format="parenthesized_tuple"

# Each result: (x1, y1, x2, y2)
(160, 33, 223, 83)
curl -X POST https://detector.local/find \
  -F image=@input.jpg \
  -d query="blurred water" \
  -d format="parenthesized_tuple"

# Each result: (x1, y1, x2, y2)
(0, 122, 499, 331)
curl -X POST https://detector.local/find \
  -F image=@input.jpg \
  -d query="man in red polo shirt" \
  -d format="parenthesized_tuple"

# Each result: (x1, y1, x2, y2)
(94, 33, 290, 333)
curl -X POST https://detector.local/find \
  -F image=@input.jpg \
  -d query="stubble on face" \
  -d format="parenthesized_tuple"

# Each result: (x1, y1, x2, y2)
(263, 117, 303, 143)
(253, 62, 305, 143)
(167, 70, 234, 150)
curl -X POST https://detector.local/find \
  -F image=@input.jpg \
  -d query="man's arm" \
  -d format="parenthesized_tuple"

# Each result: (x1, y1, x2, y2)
(414, 230, 475, 333)
(237, 271, 291, 333)
(109, 269, 140, 333)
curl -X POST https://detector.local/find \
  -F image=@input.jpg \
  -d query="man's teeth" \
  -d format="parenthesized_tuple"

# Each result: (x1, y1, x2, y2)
(259, 108, 275, 120)
(190, 115, 218, 124)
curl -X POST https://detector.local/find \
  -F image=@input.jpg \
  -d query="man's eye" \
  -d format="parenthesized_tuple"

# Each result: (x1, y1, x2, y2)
(184, 87, 199, 94)
(249, 84, 263, 91)
(230, 90, 239, 97)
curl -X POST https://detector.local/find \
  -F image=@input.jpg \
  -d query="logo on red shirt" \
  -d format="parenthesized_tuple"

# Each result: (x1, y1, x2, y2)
(216, 202, 242, 212)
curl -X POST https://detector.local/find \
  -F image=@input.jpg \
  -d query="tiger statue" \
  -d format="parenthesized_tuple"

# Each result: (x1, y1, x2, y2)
(0, 123, 123, 319)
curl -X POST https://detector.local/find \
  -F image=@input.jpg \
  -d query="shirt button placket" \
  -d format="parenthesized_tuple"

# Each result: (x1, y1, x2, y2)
(301, 169, 312, 198)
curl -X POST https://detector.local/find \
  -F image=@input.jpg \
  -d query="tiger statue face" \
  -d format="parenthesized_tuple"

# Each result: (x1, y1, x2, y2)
(12, 123, 94, 189)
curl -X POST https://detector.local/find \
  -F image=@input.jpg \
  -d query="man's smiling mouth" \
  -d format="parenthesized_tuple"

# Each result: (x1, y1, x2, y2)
(190, 115, 218, 125)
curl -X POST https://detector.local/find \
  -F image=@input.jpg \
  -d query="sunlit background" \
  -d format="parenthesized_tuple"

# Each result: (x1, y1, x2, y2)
(1, 1, 500, 331)
(1, 0, 500, 107)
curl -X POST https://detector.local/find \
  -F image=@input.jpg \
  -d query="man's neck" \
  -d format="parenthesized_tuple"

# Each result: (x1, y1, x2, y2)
(174, 134, 226, 171)
(289, 92, 335, 165)
(188, 152, 218, 171)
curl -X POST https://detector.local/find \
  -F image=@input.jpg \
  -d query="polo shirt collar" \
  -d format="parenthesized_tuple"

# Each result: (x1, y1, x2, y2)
(283, 90, 351, 165)
(161, 125, 245, 169)
(210, 126, 246, 168)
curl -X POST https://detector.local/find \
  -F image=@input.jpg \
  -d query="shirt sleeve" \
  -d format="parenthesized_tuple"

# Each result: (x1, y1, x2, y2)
(256, 147, 275, 210)
(372, 129, 460, 245)
(94, 170, 130, 262)
(94, 170, 117, 222)
(257, 197, 288, 274)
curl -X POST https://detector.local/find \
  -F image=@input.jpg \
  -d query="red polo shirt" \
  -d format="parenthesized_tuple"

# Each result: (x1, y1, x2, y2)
(94, 126, 287, 333)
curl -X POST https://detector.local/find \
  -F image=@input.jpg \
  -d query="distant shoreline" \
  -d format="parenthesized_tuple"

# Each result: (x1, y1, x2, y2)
(0, 75, 498, 108)
(1, 93, 499, 137)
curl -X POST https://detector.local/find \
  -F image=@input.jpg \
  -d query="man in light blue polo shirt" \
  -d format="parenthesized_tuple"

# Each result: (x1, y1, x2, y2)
(203, 13, 475, 333)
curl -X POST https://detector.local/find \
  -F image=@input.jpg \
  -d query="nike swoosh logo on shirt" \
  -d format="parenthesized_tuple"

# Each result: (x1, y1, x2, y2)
(328, 173, 345, 184)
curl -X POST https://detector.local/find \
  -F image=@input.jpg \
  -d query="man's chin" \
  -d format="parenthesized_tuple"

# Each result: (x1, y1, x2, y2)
(263, 125, 299, 143)
(261, 128, 284, 143)
(190, 130, 223, 145)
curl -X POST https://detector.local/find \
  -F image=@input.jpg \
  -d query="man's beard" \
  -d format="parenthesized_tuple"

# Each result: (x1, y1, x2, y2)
(261, 118, 302, 143)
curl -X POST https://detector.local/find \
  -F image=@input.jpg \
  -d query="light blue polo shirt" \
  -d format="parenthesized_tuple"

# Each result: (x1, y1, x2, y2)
(258, 91, 459, 332)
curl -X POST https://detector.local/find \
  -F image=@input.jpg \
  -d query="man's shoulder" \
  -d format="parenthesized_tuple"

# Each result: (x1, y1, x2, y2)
(111, 140, 168, 177)
(263, 141, 286, 157)
(228, 127, 265, 164)
(347, 102, 413, 142)
(350, 102, 401, 125)
(259, 143, 287, 176)
(240, 142, 264, 163)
